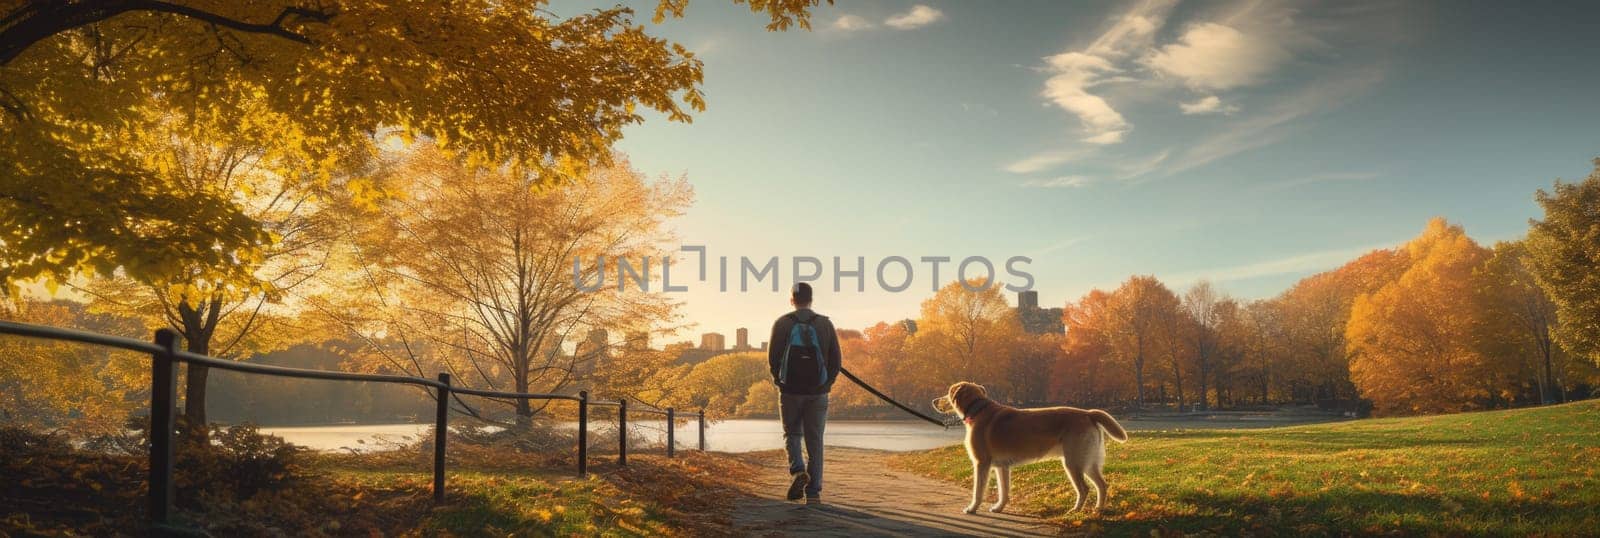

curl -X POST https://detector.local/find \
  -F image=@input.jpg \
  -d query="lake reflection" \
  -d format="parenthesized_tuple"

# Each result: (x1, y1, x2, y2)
(260, 412, 1340, 454)
(261, 419, 965, 453)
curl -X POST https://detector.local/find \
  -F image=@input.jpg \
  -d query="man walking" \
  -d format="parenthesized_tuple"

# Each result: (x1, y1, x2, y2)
(769, 282, 842, 504)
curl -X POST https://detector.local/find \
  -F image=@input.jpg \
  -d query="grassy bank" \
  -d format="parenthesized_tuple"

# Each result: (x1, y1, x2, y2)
(887, 399, 1600, 536)
(2, 427, 753, 537)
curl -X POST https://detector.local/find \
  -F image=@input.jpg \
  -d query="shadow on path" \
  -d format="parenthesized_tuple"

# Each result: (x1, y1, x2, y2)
(730, 448, 1058, 537)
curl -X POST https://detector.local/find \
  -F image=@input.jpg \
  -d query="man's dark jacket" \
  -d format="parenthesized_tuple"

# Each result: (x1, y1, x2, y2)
(767, 308, 842, 395)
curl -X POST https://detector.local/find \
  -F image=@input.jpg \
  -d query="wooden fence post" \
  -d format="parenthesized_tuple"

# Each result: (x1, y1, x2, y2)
(149, 329, 178, 525)
(618, 399, 628, 466)
(577, 391, 589, 476)
(698, 409, 706, 451)
(666, 407, 675, 458)
(434, 373, 450, 503)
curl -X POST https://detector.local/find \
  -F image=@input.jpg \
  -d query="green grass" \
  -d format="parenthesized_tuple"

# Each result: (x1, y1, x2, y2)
(313, 450, 747, 537)
(322, 467, 670, 536)
(1, 424, 745, 537)
(888, 400, 1600, 536)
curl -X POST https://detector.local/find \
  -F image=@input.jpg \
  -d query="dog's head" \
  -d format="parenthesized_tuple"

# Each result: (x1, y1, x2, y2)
(931, 381, 987, 417)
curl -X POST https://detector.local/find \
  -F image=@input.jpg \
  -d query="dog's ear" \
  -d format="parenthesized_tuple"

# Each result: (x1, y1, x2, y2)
(951, 381, 981, 403)
(973, 383, 988, 397)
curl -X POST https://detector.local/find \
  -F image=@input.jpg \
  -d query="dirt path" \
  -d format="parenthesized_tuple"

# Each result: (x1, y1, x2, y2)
(728, 448, 1058, 537)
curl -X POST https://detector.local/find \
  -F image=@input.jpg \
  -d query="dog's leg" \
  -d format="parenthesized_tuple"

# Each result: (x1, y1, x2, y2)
(1087, 464, 1108, 511)
(989, 465, 1010, 513)
(1061, 455, 1088, 512)
(964, 460, 990, 514)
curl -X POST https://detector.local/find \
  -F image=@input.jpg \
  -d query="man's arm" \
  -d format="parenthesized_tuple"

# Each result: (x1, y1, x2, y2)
(768, 317, 786, 383)
(823, 318, 842, 389)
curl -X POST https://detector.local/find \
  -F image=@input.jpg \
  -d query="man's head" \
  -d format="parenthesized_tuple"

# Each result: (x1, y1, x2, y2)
(791, 282, 813, 309)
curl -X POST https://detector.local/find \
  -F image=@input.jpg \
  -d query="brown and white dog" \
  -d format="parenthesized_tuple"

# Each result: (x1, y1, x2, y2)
(932, 382, 1128, 514)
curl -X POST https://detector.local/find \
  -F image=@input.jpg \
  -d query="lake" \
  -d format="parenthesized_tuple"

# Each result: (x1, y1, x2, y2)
(261, 419, 965, 453)
(260, 412, 1341, 453)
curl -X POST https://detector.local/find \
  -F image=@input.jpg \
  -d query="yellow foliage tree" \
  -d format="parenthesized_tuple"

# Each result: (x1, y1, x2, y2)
(1346, 218, 1517, 414)
(1478, 240, 1567, 403)
(1105, 275, 1180, 408)
(670, 352, 769, 417)
(1273, 247, 1408, 402)
(72, 101, 360, 429)
(0, 300, 145, 435)
(1, 0, 821, 292)
(908, 280, 1023, 399)
(322, 144, 690, 426)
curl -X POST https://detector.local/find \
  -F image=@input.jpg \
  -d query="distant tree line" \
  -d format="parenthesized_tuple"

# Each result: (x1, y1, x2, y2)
(665, 161, 1600, 418)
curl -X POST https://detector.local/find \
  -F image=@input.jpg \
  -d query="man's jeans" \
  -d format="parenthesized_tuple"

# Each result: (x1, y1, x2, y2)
(780, 392, 828, 497)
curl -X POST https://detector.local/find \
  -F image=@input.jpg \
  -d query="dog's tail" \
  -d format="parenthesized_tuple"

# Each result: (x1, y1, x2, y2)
(1089, 409, 1128, 443)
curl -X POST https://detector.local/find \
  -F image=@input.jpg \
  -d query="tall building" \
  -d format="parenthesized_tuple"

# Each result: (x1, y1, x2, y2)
(700, 332, 726, 351)
(1015, 291, 1064, 334)
(735, 327, 750, 350)
(1018, 290, 1040, 309)
(625, 330, 651, 350)
(576, 328, 609, 358)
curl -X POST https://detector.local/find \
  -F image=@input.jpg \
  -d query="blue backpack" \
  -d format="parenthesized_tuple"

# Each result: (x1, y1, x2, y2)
(778, 313, 828, 389)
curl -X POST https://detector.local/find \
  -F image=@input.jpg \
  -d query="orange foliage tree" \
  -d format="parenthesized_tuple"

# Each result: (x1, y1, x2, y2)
(1346, 219, 1519, 414)
(1105, 276, 1181, 408)
(1272, 247, 1408, 402)
(1053, 289, 1130, 406)
(907, 280, 1024, 399)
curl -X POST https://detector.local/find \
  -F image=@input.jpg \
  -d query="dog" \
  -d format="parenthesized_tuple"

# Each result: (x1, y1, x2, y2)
(932, 382, 1128, 514)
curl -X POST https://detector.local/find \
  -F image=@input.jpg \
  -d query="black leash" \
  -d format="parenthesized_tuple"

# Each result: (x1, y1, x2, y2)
(838, 367, 949, 429)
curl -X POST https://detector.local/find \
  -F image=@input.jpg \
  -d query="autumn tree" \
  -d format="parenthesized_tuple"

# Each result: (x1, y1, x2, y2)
(1479, 240, 1566, 403)
(323, 144, 690, 427)
(1274, 248, 1408, 402)
(856, 321, 919, 404)
(1182, 280, 1227, 410)
(1009, 332, 1062, 405)
(1237, 299, 1286, 404)
(1, 0, 820, 293)
(1105, 276, 1180, 408)
(1054, 289, 1126, 405)
(1208, 297, 1249, 406)
(670, 352, 768, 417)
(829, 329, 877, 409)
(1346, 219, 1518, 414)
(1527, 158, 1600, 368)
(70, 101, 360, 429)
(0, 299, 145, 435)
(909, 280, 1023, 398)
(1155, 297, 1194, 410)
(735, 380, 781, 417)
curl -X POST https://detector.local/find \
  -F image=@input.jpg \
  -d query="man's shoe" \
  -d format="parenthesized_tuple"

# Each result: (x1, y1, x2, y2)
(786, 471, 809, 501)
(805, 495, 821, 505)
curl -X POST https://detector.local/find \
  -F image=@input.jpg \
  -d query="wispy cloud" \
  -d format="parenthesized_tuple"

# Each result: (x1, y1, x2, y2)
(1155, 67, 1386, 178)
(1162, 241, 1398, 286)
(1035, 0, 1178, 147)
(1144, 21, 1292, 91)
(1257, 171, 1380, 192)
(1002, 147, 1093, 174)
(1021, 176, 1092, 188)
(1007, 0, 1397, 180)
(885, 5, 945, 30)
(831, 14, 874, 32)
(1112, 149, 1172, 181)
(1033, 236, 1092, 257)
(1179, 95, 1239, 115)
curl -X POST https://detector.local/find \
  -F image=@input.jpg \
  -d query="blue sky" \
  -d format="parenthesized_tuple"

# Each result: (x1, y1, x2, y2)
(554, 0, 1600, 344)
